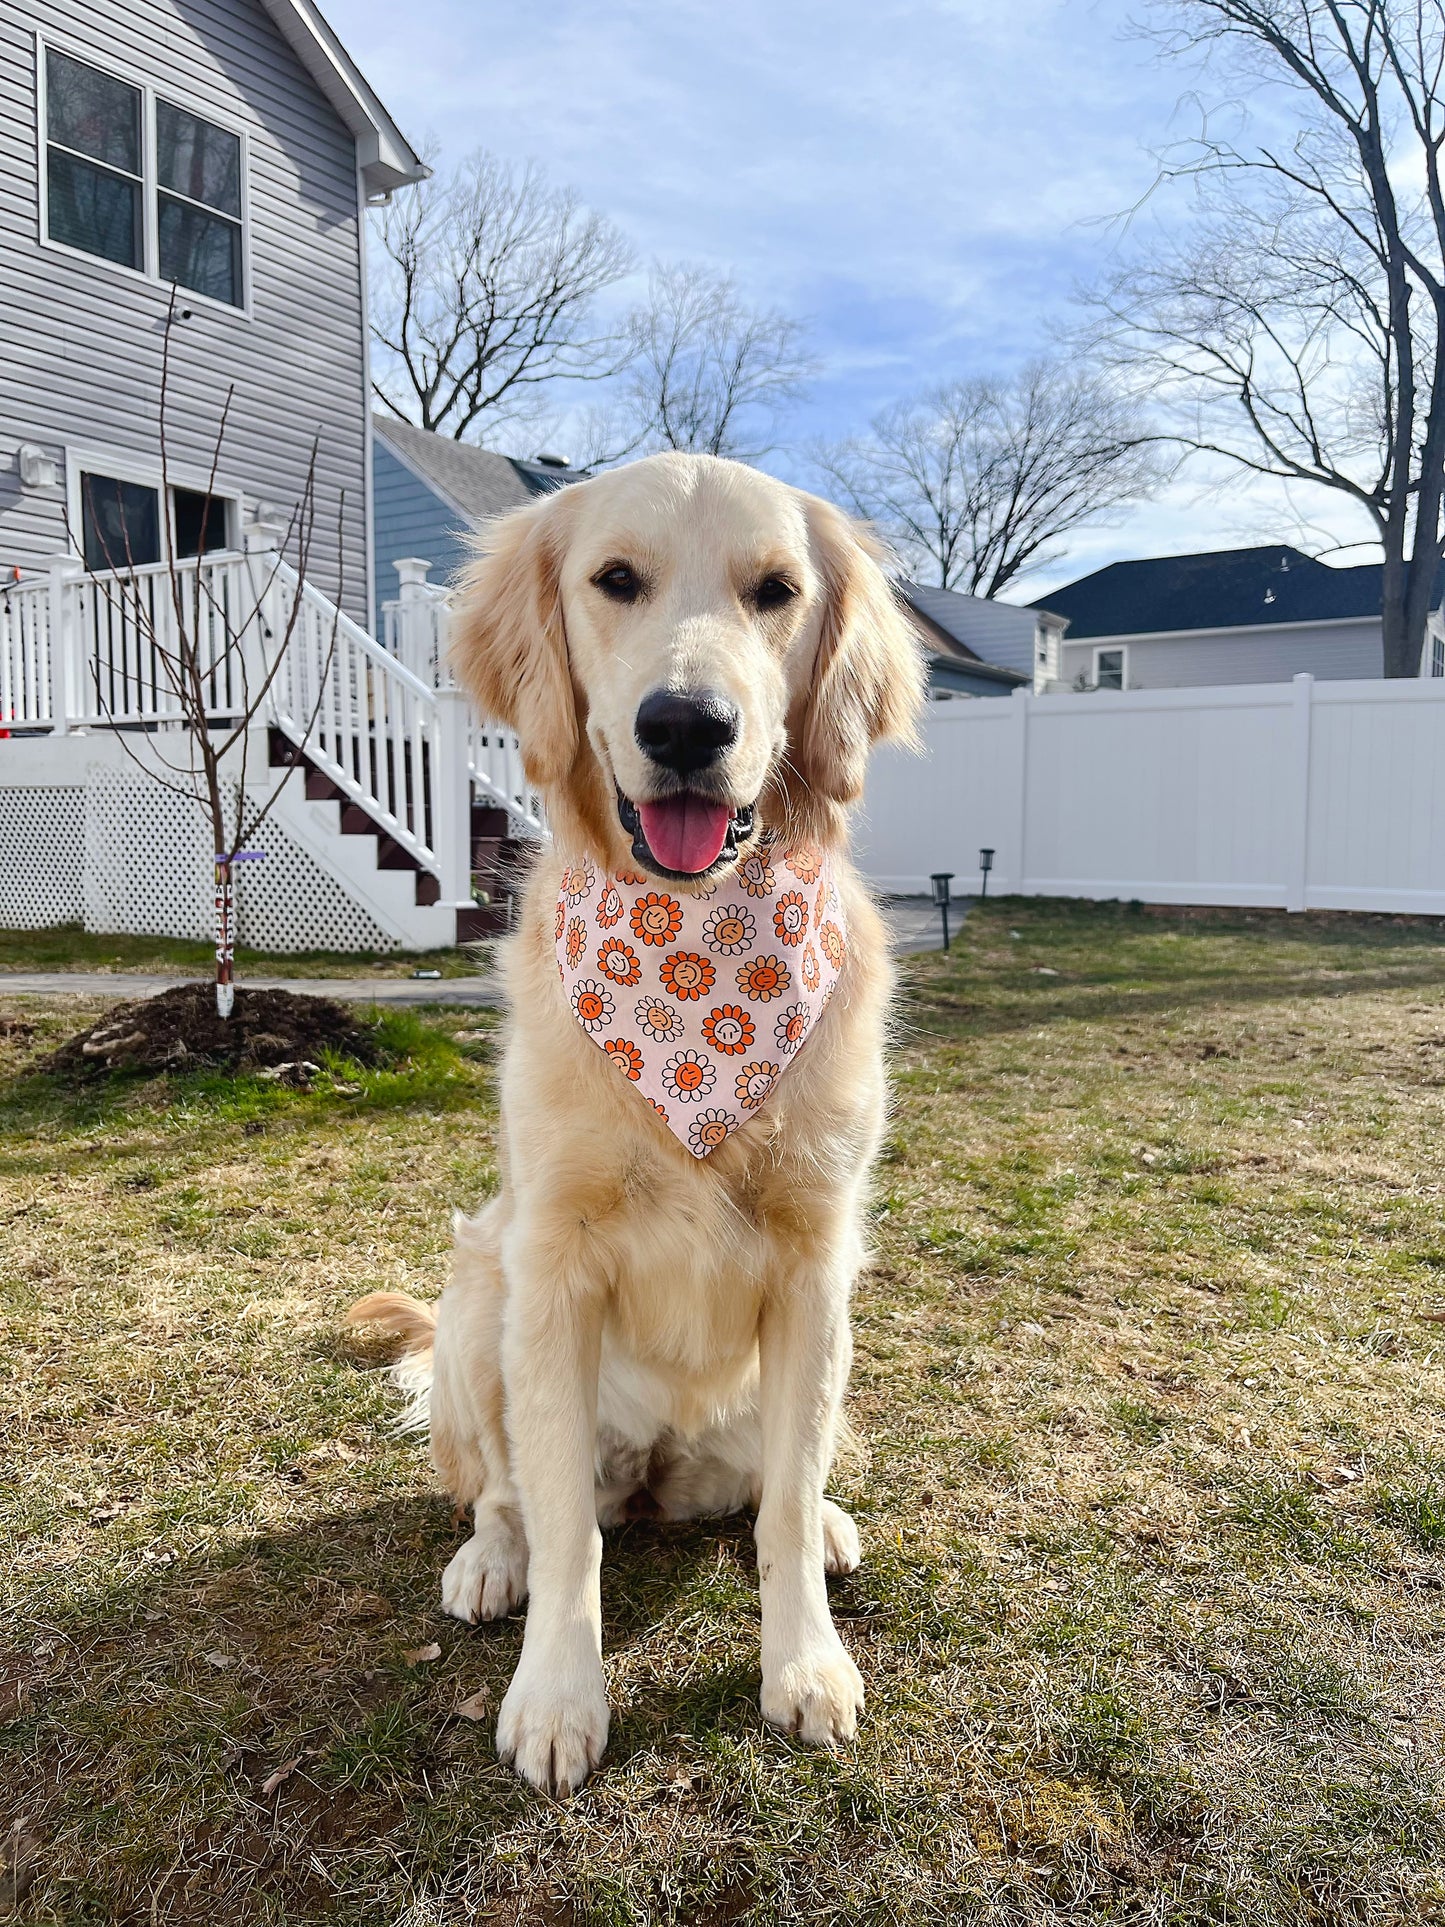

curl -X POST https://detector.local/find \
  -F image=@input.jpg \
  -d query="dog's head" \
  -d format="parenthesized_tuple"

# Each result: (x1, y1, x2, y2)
(451, 451, 923, 881)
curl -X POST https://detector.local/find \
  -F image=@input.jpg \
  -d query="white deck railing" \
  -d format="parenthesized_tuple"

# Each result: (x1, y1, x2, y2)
(382, 557, 547, 836)
(0, 545, 548, 905)
(1, 574, 52, 728)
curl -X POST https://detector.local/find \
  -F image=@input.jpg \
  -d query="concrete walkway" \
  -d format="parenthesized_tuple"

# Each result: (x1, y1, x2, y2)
(0, 900, 961, 1005)
(0, 971, 503, 1007)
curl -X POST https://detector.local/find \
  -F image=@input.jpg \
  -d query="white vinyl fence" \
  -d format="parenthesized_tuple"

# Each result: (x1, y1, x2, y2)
(857, 675, 1445, 916)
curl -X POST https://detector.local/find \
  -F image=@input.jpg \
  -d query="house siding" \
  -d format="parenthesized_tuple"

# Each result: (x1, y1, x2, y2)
(371, 437, 473, 623)
(0, 0, 369, 617)
(1060, 619, 1384, 690)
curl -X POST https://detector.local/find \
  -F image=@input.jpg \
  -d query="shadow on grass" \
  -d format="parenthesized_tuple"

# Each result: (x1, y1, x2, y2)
(2, 1494, 773, 1925)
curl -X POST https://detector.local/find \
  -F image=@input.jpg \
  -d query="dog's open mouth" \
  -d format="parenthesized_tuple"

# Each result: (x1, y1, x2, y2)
(616, 788, 756, 880)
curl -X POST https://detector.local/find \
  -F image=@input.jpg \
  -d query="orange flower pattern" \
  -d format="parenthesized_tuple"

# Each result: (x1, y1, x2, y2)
(631, 891, 683, 946)
(783, 840, 823, 884)
(604, 1038, 644, 1080)
(597, 937, 641, 986)
(659, 951, 715, 1001)
(555, 833, 846, 1157)
(773, 891, 809, 947)
(702, 1004, 755, 1055)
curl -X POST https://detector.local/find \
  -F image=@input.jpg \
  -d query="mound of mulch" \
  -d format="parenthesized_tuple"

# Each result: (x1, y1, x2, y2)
(45, 984, 381, 1079)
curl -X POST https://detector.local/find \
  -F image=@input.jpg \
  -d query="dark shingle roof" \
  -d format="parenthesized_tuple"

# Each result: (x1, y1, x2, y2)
(1030, 545, 1406, 640)
(373, 416, 575, 524)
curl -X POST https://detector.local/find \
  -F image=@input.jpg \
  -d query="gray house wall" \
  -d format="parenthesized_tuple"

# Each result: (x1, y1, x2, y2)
(0, 0, 370, 617)
(371, 436, 472, 623)
(1060, 618, 1384, 690)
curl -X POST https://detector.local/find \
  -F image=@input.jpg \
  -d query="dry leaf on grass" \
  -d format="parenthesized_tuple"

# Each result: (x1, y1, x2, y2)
(454, 1689, 493, 1721)
(404, 1642, 442, 1667)
(260, 1751, 315, 1797)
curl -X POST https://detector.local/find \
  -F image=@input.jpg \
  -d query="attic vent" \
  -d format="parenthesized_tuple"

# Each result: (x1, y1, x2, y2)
(1264, 588, 1276, 604)
(1279, 555, 1290, 570)
(532, 452, 570, 469)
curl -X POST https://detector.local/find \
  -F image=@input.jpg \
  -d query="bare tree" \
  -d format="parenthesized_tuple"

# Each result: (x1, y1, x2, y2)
(370, 149, 634, 442)
(611, 264, 815, 462)
(1096, 0, 1445, 677)
(814, 361, 1161, 597)
(77, 299, 341, 1016)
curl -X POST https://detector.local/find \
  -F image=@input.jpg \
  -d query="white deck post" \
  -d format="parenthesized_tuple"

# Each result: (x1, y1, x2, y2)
(392, 557, 435, 685)
(46, 556, 84, 734)
(433, 685, 474, 906)
(242, 521, 283, 717)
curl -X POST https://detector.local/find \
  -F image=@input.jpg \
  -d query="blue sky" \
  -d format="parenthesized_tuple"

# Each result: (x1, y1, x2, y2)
(330, 0, 1376, 597)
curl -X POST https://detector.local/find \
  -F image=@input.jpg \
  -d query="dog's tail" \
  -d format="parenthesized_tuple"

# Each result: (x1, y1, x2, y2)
(347, 1291, 436, 1433)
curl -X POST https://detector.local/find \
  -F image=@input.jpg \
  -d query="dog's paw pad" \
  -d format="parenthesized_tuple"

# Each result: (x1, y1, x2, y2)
(762, 1641, 864, 1747)
(821, 1500, 861, 1575)
(441, 1509, 528, 1624)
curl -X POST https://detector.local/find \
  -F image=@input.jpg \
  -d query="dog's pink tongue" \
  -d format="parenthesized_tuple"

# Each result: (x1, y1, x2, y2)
(638, 796, 732, 874)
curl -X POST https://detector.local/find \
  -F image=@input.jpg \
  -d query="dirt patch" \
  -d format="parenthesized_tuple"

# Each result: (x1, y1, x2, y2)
(44, 984, 380, 1079)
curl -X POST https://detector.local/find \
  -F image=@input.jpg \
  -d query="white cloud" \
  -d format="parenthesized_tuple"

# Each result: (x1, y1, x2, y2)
(333, 0, 1386, 581)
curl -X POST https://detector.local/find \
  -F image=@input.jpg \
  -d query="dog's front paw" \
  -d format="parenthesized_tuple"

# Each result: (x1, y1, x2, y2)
(497, 1646, 609, 1795)
(821, 1500, 861, 1575)
(441, 1505, 529, 1623)
(762, 1636, 864, 1747)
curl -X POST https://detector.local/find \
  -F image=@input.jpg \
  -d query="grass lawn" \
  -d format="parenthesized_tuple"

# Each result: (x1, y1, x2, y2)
(0, 925, 485, 979)
(4, 899, 1445, 1924)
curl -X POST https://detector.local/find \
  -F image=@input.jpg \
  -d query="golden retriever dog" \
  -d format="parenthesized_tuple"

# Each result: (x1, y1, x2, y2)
(351, 451, 923, 1794)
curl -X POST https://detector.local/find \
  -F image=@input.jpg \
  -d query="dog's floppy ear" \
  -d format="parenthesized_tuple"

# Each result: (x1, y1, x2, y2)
(793, 495, 925, 809)
(449, 490, 578, 787)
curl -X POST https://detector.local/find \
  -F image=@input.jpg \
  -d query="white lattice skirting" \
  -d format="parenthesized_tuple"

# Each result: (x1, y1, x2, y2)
(0, 733, 446, 952)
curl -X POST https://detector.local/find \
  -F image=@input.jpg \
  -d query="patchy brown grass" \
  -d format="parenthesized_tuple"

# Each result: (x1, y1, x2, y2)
(3, 900, 1445, 1924)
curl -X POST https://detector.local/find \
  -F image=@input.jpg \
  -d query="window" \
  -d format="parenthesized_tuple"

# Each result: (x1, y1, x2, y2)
(1433, 636, 1444, 679)
(81, 473, 161, 572)
(79, 471, 233, 572)
(44, 51, 143, 269)
(42, 46, 246, 308)
(1094, 646, 1126, 691)
(157, 102, 242, 306)
(172, 487, 231, 558)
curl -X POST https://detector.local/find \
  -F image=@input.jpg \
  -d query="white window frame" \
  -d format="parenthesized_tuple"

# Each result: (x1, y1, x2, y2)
(65, 443, 244, 572)
(37, 32, 253, 319)
(1093, 644, 1128, 691)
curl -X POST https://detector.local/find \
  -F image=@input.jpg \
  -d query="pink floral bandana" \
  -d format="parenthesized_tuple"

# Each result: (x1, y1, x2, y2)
(554, 831, 848, 1157)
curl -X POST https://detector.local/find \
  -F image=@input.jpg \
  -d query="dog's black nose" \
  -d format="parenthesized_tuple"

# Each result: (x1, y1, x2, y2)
(634, 688, 740, 774)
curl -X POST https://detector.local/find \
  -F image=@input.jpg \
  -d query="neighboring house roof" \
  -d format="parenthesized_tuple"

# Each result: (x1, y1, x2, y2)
(899, 582, 1037, 686)
(257, 0, 427, 196)
(1033, 545, 1443, 641)
(373, 416, 575, 524)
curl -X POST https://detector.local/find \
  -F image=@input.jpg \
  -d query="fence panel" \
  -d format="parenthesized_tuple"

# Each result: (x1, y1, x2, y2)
(856, 677, 1445, 915)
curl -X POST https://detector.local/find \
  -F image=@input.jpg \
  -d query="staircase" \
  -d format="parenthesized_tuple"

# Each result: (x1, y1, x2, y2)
(267, 730, 537, 943)
(2, 542, 548, 951)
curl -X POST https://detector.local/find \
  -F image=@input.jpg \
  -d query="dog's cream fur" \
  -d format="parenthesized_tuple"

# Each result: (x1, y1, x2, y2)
(351, 452, 923, 1794)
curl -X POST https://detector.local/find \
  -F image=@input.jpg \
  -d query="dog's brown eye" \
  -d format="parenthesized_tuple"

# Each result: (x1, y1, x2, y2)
(594, 563, 642, 603)
(753, 574, 798, 612)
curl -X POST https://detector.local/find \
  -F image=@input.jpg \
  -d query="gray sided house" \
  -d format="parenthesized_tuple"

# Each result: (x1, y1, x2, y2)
(1035, 546, 1445, 691)
(371, 416, 574, 618)
(1, 0, 424, 621)
(900, 582, 1060, 696)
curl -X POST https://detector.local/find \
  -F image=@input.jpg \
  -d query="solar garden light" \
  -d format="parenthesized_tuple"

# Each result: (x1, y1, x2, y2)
(930, 871, 955, 952)
(979, 847, 996, 899)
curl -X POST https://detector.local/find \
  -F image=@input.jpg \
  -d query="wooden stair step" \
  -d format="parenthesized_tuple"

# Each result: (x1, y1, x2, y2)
(470, 804, 511, 839)
(375, 834, 421, 872)
(456, 902, 511, 942)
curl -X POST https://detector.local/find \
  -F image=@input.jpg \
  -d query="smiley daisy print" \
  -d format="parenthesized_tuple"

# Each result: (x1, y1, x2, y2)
(554, 836, 848, 1157)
